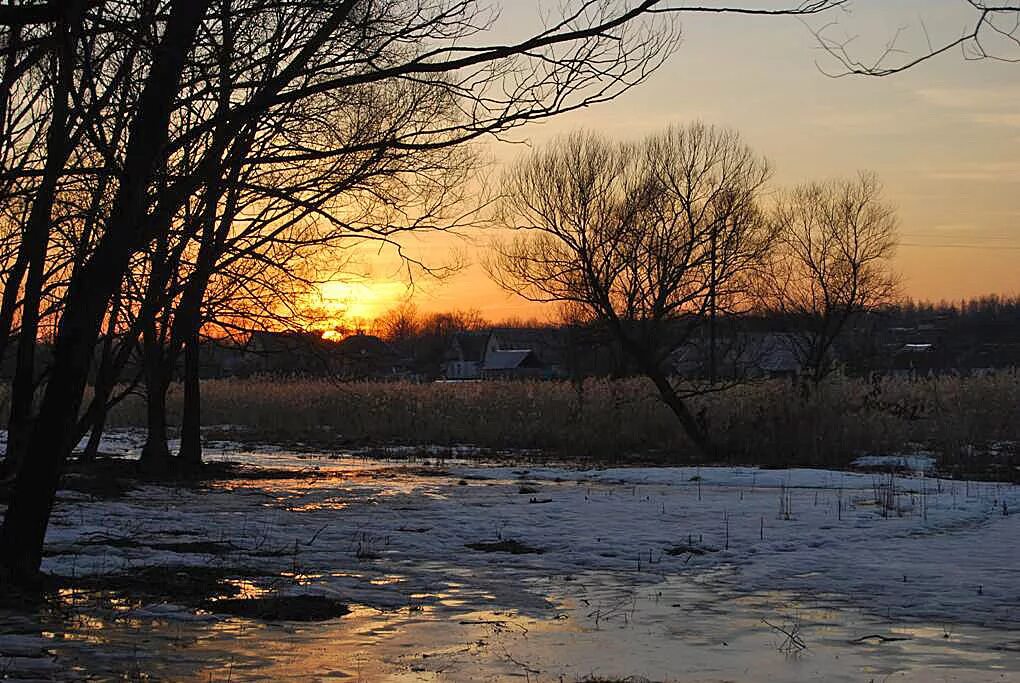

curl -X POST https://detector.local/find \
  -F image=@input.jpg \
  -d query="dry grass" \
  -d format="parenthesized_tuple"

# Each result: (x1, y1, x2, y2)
(101, 372, 1020, 472)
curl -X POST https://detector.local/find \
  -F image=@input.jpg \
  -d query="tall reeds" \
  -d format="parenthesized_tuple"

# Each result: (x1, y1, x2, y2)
(100, 372, 1020, 471)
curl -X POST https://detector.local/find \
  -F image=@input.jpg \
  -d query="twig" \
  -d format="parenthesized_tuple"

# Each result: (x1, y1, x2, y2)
(762, 617, 807, 651)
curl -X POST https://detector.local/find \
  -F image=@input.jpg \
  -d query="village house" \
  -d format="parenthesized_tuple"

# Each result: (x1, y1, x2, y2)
(334, 332, 414, 380)
(236, 330, 410, 379)
(669, 331, 804, 380)
(442, 331, 548, 380)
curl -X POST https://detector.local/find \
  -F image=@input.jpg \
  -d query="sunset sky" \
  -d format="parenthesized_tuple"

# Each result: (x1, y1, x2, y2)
(326, 1, 1020, 324)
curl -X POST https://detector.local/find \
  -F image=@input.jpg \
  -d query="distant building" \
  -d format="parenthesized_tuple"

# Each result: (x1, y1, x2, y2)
(481, 348, 545, 379)
(335, 333, 413, 380)
(442, 331, 550, 380)
(670, 332, 803, 379)
(744, 333, 803, 378)
(443, 331, 491, 379)
(888, 341, 942, 377)
(247, 330, 337, 375)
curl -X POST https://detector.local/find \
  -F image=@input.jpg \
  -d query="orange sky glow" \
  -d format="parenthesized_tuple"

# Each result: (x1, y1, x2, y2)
(315, 2, 1020, 327)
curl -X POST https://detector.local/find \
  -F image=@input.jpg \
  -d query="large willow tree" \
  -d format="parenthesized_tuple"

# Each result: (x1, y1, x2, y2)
(489, 124, 773, 455)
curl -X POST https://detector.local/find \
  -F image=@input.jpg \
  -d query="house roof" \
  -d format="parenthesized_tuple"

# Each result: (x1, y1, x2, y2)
(669, 332, 803, 375)
(752, 333, 802, 373)
(451, 332, 490, 362)
(483, 349, 535, 371)
(336, 333, 395, 358)
(248, 330, 329, 354)
(489, 327, 564, 364)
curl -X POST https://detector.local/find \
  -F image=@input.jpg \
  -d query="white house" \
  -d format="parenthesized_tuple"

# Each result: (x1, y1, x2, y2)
(442, 332, 545, 380)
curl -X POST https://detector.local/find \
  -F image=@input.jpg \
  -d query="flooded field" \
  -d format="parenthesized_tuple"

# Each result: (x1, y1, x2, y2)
(2, 433, 1018, 681)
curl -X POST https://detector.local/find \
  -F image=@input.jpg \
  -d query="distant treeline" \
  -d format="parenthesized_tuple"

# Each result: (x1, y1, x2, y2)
(9, 293, 1016, 384)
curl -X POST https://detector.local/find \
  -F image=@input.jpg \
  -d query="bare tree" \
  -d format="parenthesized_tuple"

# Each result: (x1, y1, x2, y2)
(1, 0, 212, 582)
(377, 302, 422, 344)
(0, 0, 847, 585)
(816, 1, 1020, 76)
(755, 172, 899, 383)
(0, 2, 83, 471)
(489, 124, 772, 455)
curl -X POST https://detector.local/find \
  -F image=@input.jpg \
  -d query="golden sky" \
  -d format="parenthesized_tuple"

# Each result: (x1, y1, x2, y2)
(329, 1, 1020, 323)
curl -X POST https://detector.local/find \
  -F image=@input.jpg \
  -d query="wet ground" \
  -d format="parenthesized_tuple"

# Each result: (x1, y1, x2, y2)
(1, 436, 1018, 681)
(5, 570, 1019, 681)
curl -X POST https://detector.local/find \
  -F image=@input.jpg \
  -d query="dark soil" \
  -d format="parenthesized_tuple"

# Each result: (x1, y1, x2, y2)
(74, 537, 233, 554)
(51, 456, 331, 502)
(2, 565, 349, 626)
(465, 539, 544, 555)
(203, 595, 349, 621)
(61, 565, 267, 604)
(664, 543, 717, 556)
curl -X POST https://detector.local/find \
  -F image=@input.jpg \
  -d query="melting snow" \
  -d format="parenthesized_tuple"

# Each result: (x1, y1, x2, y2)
(1, 431, 1018, 680)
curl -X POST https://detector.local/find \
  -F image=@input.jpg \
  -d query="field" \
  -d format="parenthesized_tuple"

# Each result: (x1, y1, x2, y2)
(99, 372, 1020, 474)
(0, 434, 1017, 681)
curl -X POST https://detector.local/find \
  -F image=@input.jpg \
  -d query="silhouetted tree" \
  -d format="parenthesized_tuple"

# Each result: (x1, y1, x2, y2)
(0, 0, 852, 585)
(0, 0, 213, 582)
(816, 1, 1020, 76)
(755, 172, 899, 383)
(489, 124, 772, 455)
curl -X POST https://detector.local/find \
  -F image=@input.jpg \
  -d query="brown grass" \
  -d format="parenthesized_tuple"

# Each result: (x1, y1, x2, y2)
(100, 372, 1020, 472)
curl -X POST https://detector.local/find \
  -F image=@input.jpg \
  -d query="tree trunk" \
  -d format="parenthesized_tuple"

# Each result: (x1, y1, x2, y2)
(75, 292, 127, 463)
(0, 23, 27, 365)
(81, 413, 106, 462)
(4, 354, 36, 474)
(610, 324, 714, 460)
(140, 347, 172, 471)
(0, 0, 209, 584)
(708, 225, 717, 385)
(178, 332, 202, 467)
(2, 1, 80, 473)
(645, 366, 713, 459)
(139, 222, 173, 472)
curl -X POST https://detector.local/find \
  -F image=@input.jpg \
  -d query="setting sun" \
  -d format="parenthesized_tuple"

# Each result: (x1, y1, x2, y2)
(315, 280, 407, 335)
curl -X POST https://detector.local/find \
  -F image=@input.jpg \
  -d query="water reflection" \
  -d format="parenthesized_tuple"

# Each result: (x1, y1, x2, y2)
(2, 570, 1016, 682)
(4, 454, 1019, 681)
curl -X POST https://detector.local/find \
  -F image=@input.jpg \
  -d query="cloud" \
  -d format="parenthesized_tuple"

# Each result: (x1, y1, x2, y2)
(915, 86, 1020, 110)
(928, 161, 1020, 182)
(974, 113, 1020, 129)
(915, 87, 1020, 130)
(808, 106, 903, 132)
(926, 223, 983, 233)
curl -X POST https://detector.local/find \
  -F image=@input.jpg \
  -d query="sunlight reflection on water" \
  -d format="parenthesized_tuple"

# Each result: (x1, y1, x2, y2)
(2, 446, 1018, 681)
(5, 568, 1012, 681)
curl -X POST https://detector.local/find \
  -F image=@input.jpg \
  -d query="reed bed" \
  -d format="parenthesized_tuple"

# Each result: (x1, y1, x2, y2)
(102, 372, 1020, 471)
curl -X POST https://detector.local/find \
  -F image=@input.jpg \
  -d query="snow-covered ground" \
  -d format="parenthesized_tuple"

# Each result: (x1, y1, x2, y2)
(1, 430, 1019, 681)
